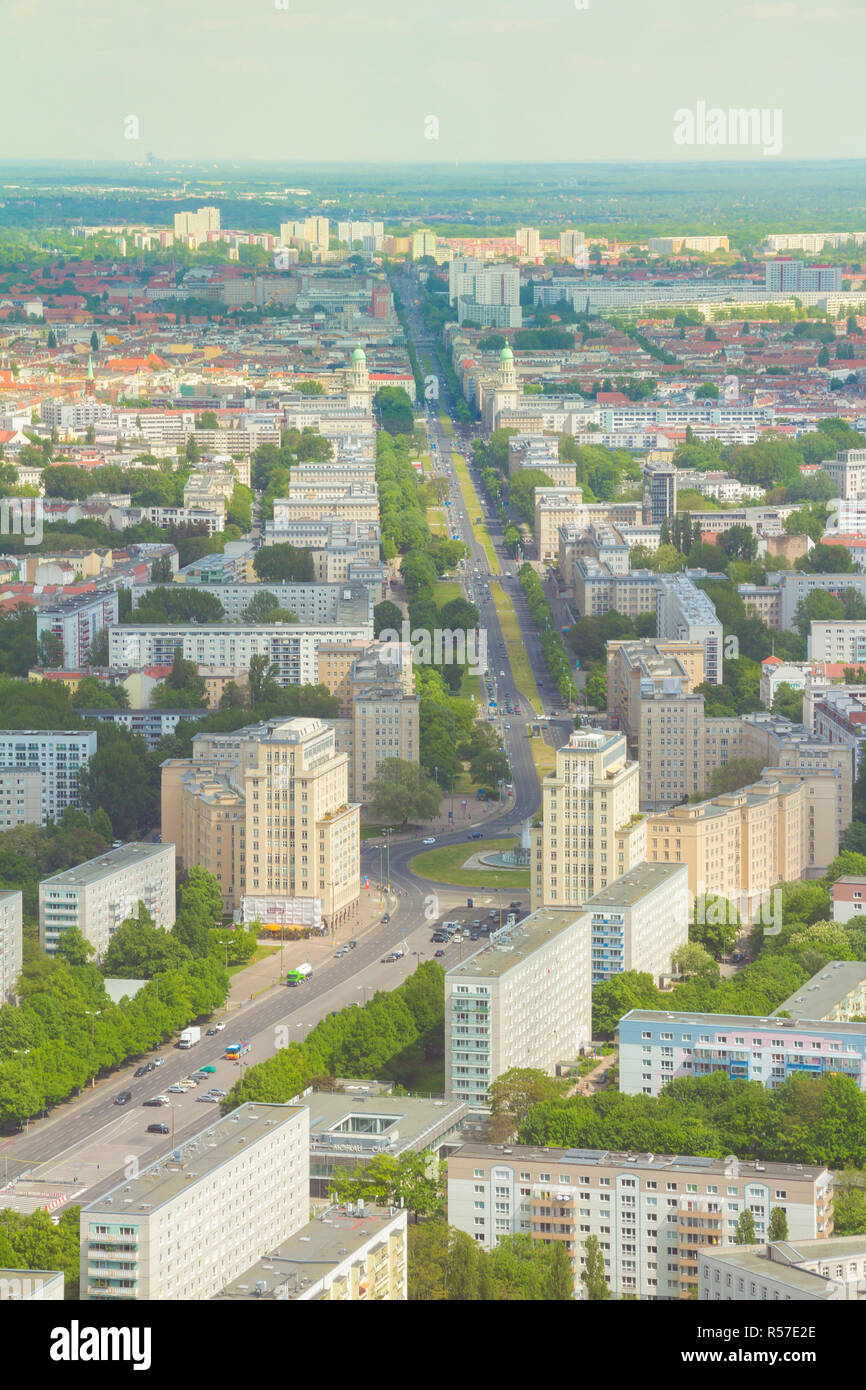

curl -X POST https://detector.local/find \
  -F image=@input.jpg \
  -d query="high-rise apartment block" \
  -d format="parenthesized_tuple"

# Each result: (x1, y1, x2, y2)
(584, 862, 689, 986)
(531, 730, 646, 911)
(448, 1143, 831, 1300)
(39, 843, 176, 959)
(656, 574, 723, 685)
(174, 207, 220, 244)
(642, 458, 677, 524)
(36, 591, 119, 669)
(559, 230, 586, 260)
(0, 768, 42, 830)
(0, 890, 23, 1003)
(0, 730, 97, 825)
(161, 717, 360, 928)
(764, 259, 842, 293)
(445, 907, 592, 1107)
(80, 1103, 309, 1300)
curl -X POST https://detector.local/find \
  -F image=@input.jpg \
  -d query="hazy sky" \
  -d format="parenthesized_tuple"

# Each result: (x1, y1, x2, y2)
(1, 0, 862, 163)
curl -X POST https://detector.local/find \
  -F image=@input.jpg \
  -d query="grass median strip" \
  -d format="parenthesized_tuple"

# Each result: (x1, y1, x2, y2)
(489, 585, 541, 713)
(451, 454, 501, 574)
(410, 837, 530, 890)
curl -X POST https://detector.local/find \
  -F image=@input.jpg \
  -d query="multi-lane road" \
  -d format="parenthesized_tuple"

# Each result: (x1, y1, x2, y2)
(0, 275, 574, 1208)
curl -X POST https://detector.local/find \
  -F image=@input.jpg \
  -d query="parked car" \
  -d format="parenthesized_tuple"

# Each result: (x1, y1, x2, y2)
(207, 1088, 227, 1097)
(147, 1123, 170, 1134)
(434, 949, 446, 958)
(143, 1097, 169, 1108)
(197, 1093, 221, 1103)
(470, 933, 479, 941)
(167, 1084, 187, 1094)
(114, 1091, 132, 1106)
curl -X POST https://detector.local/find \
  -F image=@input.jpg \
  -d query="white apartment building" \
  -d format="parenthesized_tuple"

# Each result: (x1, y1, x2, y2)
(80, 1102, 309, 1300)
(809, 620, 866, 665)
(764, 260, 842, 293)
(130, 581, 372, 627)
(36, 591, 119, 669)
(0, 890, 23, 1003)
(445, 907, 592, 1108)
(448, 258, 520, 307)
(448, 1144, 831, 1300)
(0, 730, 97, 825)
(656, 573, 723, 685)
(108, 621, 373, 686)
(531, 730, 646, 911)
(0, 768, 42, 830)
(584, 861, 689, 986)
(41, 400, 115, 431)
(39, 842, 176, 959)
(699, 1237, 866, 1302)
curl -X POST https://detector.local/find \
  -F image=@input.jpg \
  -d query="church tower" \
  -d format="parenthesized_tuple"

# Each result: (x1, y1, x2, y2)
(347, 342, 371, 411)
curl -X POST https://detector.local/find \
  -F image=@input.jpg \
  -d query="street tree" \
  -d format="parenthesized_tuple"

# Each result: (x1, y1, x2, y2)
(366, 759, 442, 830)
(581, 1235, 611, 1300)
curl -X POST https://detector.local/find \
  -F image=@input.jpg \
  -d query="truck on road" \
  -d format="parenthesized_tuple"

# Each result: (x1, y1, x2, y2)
(286, 963, 313, 986)
(178, 1026, 201, 1049)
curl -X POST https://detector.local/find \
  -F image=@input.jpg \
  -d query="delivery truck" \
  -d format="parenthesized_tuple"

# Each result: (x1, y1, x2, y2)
(178, 1026, 201, 1049)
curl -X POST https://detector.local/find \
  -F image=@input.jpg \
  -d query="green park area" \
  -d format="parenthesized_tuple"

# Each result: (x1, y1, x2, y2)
(410, 837, 530, 890)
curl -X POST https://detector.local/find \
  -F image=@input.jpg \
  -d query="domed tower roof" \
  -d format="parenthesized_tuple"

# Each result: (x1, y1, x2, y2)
(500, 344, 514, 361)
(352, 343, 366, 362)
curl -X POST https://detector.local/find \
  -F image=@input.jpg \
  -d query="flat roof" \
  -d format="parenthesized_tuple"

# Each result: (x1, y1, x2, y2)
(620, 1008, 866, 1035)
(40, 841, 173, 890)
(700, 1247, 831, 1294)
(775, 961, 866, 1022)
(446, 906, 588, 982)
(81, 1104, 305, 1218)
(213, 1205, 403, 1300)
(298, 1089, 467, 1155)
(583, 861, 687, 912)
(449, 1142, 827, 1181)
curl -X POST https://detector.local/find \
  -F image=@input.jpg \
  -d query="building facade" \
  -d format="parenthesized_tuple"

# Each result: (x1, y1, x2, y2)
(445, 907, 593, 1107)
(39, 842, 176, 959)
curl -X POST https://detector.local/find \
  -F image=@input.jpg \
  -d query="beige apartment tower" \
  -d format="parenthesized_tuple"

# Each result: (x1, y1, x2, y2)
(531, 730, 645, 910)
(162, 717, 360, 928)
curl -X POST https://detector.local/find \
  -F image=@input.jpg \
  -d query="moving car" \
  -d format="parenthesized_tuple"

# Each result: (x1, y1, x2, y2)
(434, 949, 446, 958)
(114, 1091, 132, 1106)
(152, 1057, 164, 1067)
(469, 831, 483, 840)
(197, 1065, 217, 1075)
(346, 940, 358, 950)
(213, 1022, 226, 1032)
(381, 913, 391, 924)
(206, 1028, 220, 1037)
(147, 1123, 170, 1135)
(134, 1065, 149, 1078)
(143, 1096, 170, 1107)
(422, 837, 436, 845)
